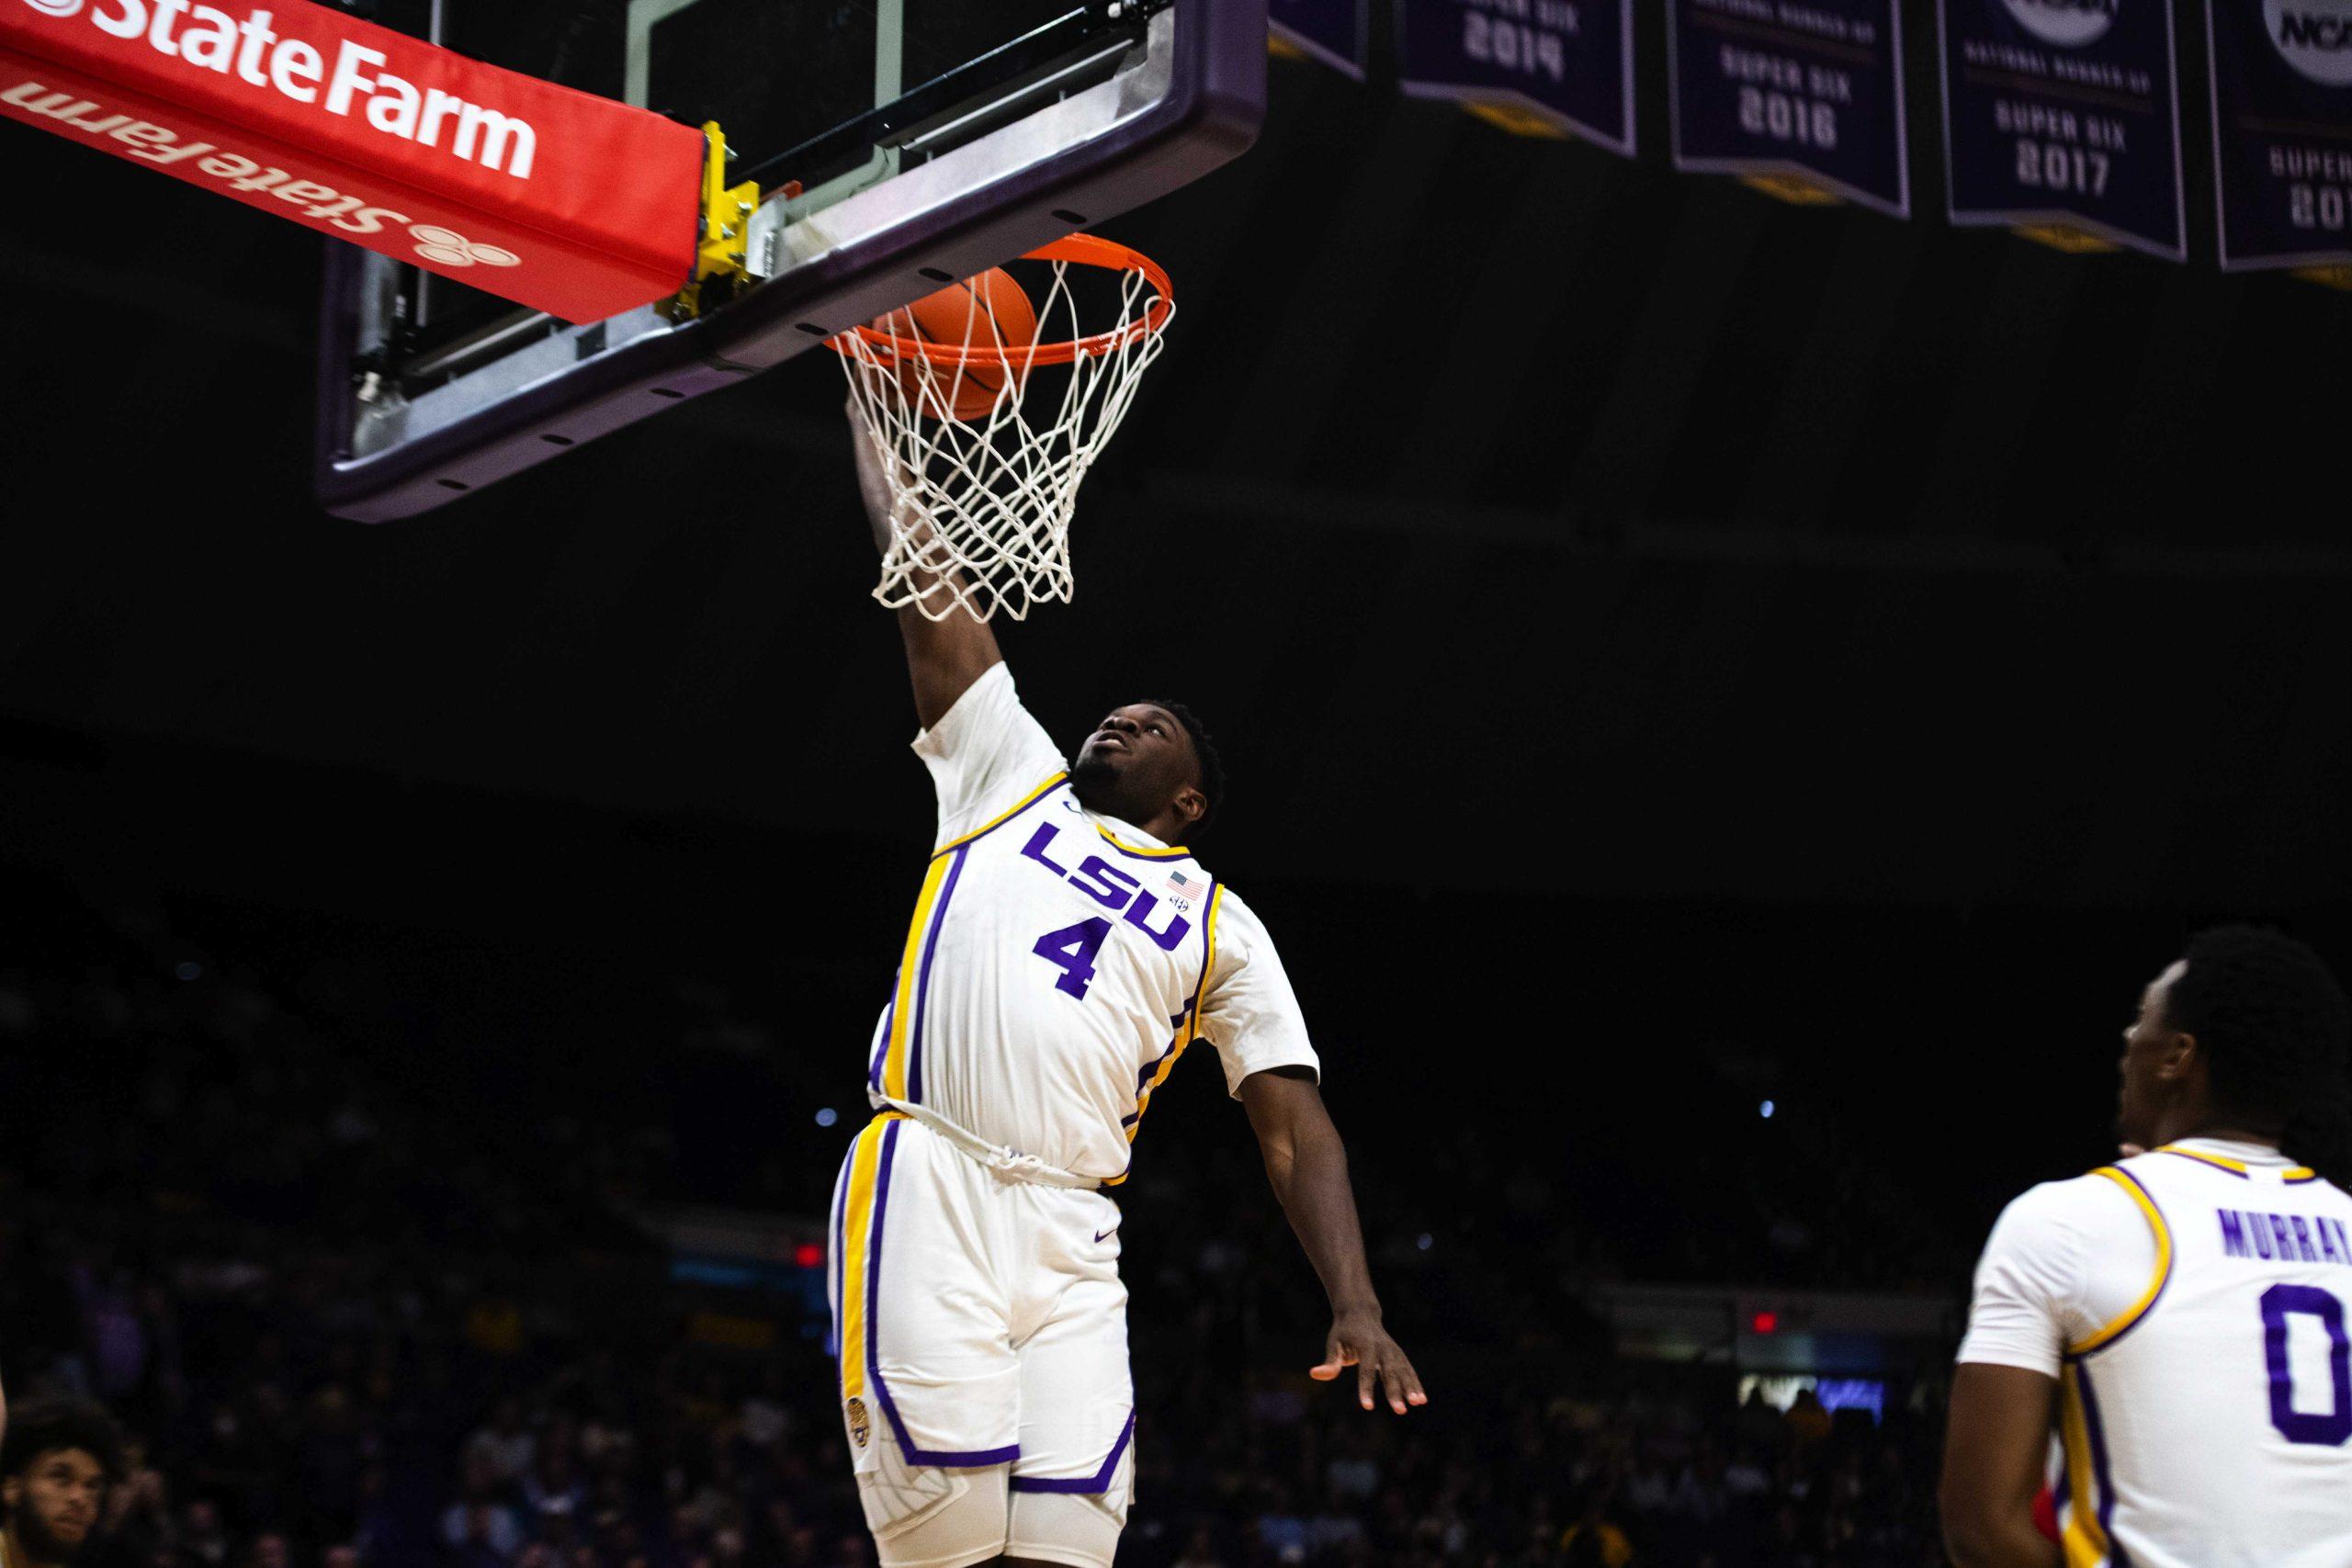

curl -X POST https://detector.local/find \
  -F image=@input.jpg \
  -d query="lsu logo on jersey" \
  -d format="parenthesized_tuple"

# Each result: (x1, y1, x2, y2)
(845, 1397, 871, 1448)
(1017, 823, 1193, 952)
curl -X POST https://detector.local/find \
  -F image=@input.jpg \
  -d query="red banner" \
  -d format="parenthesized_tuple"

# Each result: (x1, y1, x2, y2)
(0, 0, 704, 322)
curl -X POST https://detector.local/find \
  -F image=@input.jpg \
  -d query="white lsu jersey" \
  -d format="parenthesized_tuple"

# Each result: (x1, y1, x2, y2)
(1959, 1138, 2352, 1568)
(864, 663, 1317, 1182)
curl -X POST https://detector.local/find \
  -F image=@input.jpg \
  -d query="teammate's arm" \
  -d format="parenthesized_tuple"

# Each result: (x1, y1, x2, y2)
(1939, 1363, 2061, 1568)
(849, 398, 1001, 728)
(1238, 1066, 1427, 1416)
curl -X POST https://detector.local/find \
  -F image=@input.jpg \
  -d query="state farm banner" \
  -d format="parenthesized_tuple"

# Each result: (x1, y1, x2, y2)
(1937, 0, 2187, 258)
(1668, 0, 1909, 215)
(2208, 0, 2352, 271)
(0, 0, 704, 321)
(1271, 0, 1366, 77)
(1396, 0, 1635, 153)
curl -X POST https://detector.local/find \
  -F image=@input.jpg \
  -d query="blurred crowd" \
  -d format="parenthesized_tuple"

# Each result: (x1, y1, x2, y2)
(0, 875, 1959, 1567)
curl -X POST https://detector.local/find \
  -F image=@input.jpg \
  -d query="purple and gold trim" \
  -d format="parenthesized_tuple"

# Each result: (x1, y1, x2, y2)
(2055, 1361, 2131, 1568)
(877, 776, 1066, 1106)
(1093, 824, 1193, 861)
(832, 1114, 1021, 1467)
(2157, 1145, 2252, 1179)
(935, 772, 1069, 860)
(2065, 1167, 2172, 1359)
(1102, 881, 1222, 1187)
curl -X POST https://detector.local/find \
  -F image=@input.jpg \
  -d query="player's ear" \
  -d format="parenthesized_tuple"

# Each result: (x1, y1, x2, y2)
(2159, 1029, 2201, 1086)
(1174, 785, 1206, 832)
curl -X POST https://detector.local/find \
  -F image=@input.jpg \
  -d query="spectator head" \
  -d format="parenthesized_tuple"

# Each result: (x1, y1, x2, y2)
(1, 1399, 125, 1565)
(247, 1534, 290, 1568)
(322, 1549, 360, 1568)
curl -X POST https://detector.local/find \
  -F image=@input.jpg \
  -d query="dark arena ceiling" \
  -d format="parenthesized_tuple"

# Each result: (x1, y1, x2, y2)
(3, 20, 2350, 922)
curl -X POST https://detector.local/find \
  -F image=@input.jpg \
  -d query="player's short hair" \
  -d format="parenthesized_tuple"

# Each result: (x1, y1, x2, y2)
(1145, 699, 1225, 830)
(2168, 925, 2352, 1181)
(0, 1397, 126, 1486)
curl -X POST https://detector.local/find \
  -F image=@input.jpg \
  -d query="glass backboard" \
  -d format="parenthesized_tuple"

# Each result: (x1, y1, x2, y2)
(314, 0, 1263, 522)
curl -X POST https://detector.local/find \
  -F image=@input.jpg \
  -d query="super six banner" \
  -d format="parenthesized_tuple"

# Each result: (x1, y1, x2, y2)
(1938, 0, 2188, 257)
(1396, 0, 1635, 153)
(2208, 0, 2352, 272)
(1668, 0, 1909, 215)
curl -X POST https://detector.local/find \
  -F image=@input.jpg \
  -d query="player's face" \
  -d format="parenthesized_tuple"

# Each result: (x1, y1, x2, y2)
(4, 1448, 107, 1562)
(1073, 704, 1199, 822)
(2116, 960, 2188, 1147)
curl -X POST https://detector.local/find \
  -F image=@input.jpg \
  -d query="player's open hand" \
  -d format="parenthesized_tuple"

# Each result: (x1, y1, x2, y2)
(1311, 1308, 1428, 1415)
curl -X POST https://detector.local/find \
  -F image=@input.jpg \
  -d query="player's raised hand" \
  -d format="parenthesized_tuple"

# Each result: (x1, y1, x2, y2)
(1312, 1309, 1427, 1416)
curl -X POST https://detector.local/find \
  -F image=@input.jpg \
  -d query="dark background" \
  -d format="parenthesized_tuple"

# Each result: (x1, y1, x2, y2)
(8, 12, 2352, 1565)
(6, 6, 2352, 1284)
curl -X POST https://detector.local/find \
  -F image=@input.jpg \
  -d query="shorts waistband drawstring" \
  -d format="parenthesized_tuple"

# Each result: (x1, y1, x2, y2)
(872, 1100, 1102, 1190)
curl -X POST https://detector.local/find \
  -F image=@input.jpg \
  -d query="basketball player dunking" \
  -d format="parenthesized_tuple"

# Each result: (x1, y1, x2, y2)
(829, 409, 1426, 1568)
(1942, 926, 2352, 1568)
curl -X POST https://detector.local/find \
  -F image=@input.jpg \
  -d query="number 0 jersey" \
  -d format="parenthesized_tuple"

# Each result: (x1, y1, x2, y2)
(1959, 1138, 2352, 1568)
(865, 663, 1317, 1183)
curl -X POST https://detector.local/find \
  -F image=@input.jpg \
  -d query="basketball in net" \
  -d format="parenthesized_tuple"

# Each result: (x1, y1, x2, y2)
(834, 235, 1174, 623)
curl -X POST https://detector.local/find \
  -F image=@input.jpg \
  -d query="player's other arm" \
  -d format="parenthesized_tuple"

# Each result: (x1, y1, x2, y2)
(1941, 1181, 2096, 1568)
(1939, 1363, 2061, 1568)
(1238, 1068, 1427, 1416)
(849, 398, 1001, 728)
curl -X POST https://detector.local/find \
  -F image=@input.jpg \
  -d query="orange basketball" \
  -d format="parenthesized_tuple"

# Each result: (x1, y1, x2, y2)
(895, 267, 1039, 421)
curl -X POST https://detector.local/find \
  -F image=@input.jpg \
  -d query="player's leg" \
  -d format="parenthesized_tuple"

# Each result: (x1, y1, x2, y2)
(831, 1116, 1024, 1566)
(1004, 1193, 1135, 1568)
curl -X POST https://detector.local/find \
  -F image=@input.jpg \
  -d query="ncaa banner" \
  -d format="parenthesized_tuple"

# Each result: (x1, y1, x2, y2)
(0, 0, 703, 321)
(1937, 0, 2188, 257)
(1271, 0, 1366, 77)
(1668, 0, 1910, 216)
(1396, 0, 1635, 153)
(2207, 0, 2352, 274)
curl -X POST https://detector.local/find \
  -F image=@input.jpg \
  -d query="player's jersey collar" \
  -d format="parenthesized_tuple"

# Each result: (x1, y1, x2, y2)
(1071, 796, 1191, 860)
(2164, 1135, 2290, 1165)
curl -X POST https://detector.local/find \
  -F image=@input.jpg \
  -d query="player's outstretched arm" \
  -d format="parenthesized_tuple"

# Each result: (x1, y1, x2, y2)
(848, 397, 1001, 728)
(1238, 1066, 1428, 1416)
(1940, 1362, 2063, 1568)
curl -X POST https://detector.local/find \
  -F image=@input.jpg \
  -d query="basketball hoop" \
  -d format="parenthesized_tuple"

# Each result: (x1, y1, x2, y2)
(835, 235, 1175, 623)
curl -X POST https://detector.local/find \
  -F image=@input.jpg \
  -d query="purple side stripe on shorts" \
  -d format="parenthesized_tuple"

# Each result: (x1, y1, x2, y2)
(865, 1119, 1022, 1467)
(1009, 1409, 1136, 1494)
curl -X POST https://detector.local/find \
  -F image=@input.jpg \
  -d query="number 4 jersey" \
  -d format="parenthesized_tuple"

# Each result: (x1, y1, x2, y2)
(865, 663, 1319, 1184)
(1959, 1137, 2352, 1568)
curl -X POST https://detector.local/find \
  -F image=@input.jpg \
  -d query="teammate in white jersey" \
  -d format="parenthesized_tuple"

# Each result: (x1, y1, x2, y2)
(1942, 926, 2352, 1568)
(831, 410, 1425, 1568)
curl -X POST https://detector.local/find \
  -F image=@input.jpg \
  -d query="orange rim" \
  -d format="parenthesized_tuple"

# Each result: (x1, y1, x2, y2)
(831, 235, 1172, 369)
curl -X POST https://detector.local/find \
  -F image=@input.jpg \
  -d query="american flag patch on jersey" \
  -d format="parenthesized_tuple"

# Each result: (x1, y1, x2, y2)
(1163, 869, 1206, 907)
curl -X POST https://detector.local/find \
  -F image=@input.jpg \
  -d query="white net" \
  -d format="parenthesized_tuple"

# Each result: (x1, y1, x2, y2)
(836, 244, 1173, 622)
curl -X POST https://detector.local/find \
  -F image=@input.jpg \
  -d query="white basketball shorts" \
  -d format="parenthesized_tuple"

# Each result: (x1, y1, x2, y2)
(829, 1113, 1136, 1564)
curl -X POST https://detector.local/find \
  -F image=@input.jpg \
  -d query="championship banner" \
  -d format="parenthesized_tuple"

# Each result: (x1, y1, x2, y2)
(1937, 0, 2187, 257)
(1668, 0, 1909, 215)
(2207, 0, 2352, 277)
(0, 0, 704, 321)
(1271, 0, 1366, 77)
(1396, 0, 1636, 152)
